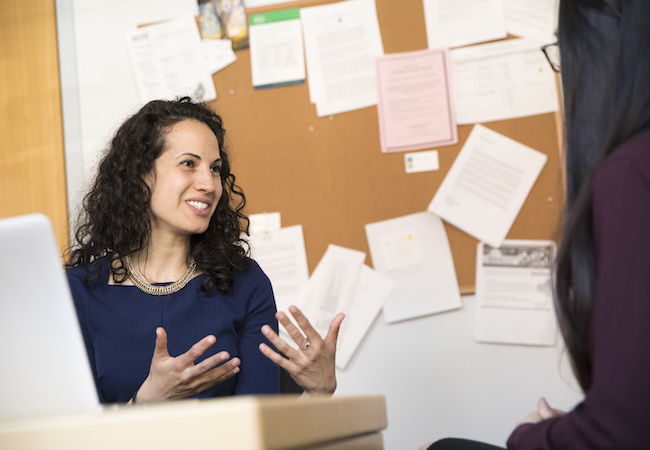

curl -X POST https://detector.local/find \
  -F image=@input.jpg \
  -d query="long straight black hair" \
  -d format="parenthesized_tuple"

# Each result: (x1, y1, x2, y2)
(555, 0, 650, 391)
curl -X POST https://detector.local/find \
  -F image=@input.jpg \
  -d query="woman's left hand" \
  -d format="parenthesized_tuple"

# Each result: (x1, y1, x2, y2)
(517, 397, 567, 426)
(259, 305, 344, 396)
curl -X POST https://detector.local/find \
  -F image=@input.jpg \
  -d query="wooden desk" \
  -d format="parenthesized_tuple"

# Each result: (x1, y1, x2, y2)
(0, 394, 387, 449)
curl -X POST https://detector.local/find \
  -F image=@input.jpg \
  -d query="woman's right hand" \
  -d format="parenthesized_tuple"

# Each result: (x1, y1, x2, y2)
(133, 327, 240, 403)
(515, 397, 567, 427)
(259, 306, 344, 396)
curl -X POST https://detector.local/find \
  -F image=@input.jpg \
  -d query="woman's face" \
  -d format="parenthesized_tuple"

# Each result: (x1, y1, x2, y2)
(146, 119, 223, 240)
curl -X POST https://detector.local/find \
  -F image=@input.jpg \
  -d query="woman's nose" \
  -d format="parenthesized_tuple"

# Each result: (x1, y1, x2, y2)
(194, 167, 217, 192)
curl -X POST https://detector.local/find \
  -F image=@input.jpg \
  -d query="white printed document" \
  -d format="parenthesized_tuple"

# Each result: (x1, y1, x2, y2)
(247, 225, 309, 314)
(336, 265, 395, 370)
(428, 124, 547, 248)
(475, 240, 557, 346)
(301, 0, 384, 117)
(375, 48, 458, 153)
(365, 212, 461, 323)
(296, 245, 366, 340)
(505, 0, 557, 44)
(202, 38, 237, 74)
(451, 38, 559, 124)
(126, 15, 216, 103)
(423, 0, 507, 49)
(249, 8, 306, 89)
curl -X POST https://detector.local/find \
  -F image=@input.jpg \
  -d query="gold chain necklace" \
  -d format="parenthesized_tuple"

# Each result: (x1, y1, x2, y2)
(123, 254, 197, 296)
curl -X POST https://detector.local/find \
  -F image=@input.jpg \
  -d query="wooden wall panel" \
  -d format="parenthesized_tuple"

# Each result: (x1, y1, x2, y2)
(0, 0, 68, 252)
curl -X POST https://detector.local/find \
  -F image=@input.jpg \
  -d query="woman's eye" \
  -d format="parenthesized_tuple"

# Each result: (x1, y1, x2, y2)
(181, 160, 194, 168)
(211, 165, 222, 174)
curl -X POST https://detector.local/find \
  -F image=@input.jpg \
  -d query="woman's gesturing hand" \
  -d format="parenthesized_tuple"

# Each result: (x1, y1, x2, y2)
(134, 327, 240, 403)
(259, 305, 345, 396)
(517, 397, 567, 426)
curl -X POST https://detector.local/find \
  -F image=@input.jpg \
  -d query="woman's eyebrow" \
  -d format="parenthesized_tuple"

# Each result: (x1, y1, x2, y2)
(174, 153, 221, 164)
(175, 152, 201, 160)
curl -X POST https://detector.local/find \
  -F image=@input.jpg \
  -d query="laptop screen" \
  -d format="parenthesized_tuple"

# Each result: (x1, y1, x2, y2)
(0, 214, 101, 419)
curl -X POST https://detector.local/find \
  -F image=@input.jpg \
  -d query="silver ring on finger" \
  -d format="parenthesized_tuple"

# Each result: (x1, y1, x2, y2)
(301, 342, 311, 350)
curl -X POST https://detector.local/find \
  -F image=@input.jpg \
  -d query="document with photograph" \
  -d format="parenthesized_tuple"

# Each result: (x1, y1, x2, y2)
(300, 0, 384, 117)
(450, 38, 559, 124)
(365, 212, 461, 324)
(375, 48, 458, 153)
(126, 15, 217, 103)
(423, 0, 507, 49)
(428, 124, 547, 248)
(249, 8, 306, 89)
(475, 240, 558, 346)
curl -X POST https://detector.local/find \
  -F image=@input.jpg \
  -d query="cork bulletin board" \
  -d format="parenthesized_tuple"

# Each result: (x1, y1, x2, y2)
(207, 0, 563, 294)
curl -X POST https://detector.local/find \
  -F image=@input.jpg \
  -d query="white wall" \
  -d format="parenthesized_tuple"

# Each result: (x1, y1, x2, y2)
(335, 296, 582, 449)
(57, 0, 199, 217)
(56, 2, 584, 449)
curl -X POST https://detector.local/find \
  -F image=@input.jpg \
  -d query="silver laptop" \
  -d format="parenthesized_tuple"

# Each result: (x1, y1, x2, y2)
(0, 213, 101, 419)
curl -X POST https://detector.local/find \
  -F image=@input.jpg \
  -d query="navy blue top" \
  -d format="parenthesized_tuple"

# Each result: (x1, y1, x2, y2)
(508, 130, 650, 448)
(67, 258, 281, 404)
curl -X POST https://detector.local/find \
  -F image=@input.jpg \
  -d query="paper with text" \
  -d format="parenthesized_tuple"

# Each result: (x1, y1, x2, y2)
(301, 0, 384, 117)
(249, 212, 282, 235)
(475, 240, 558, 345)
(505, 0, 557, 44)
(297, 245, 366, 340)
(126, 15, 216, 103)
(249, 9, 306, 89)
(379, 231, 424, 272)
(423, 0, 507, 49)
(202, 38, 237, 74)
(365, 212, 461, 323)
(336, 265, 395, 369)
(376, 48, 458, 153)
(428, 124, 547, 248)
(247, 225, 309, 314)
(451, 38, 559, 124)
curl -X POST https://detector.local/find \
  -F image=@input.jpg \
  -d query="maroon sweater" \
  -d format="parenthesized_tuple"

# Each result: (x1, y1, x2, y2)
(507, 130, 650, 449)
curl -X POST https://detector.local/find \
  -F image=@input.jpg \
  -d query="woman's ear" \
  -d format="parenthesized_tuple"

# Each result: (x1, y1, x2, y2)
(142, 167, 156, 191)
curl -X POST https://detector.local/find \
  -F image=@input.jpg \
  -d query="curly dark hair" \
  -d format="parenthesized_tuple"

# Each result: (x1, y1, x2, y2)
(66, 97, 250, 293)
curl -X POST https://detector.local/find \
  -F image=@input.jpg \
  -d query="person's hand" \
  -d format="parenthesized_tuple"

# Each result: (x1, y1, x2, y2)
(518, 409, 543, 426)
(537, 397, 566, 419)
(134, 327, 240, 403)
(258, 305, 344, 396)
(517, 397, 566, 426)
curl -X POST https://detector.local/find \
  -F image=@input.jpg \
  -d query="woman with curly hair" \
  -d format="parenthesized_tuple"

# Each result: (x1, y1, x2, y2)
(66, 97, 343, 404)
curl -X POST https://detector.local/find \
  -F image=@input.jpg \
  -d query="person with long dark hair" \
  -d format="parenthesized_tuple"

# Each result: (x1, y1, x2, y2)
(508, 0, 650, 446)
(422, 0, 650, 448)
(66, 97, 343, 404)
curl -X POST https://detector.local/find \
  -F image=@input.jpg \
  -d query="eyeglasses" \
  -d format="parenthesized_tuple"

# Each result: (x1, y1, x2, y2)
(541, 43, 561, 73)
